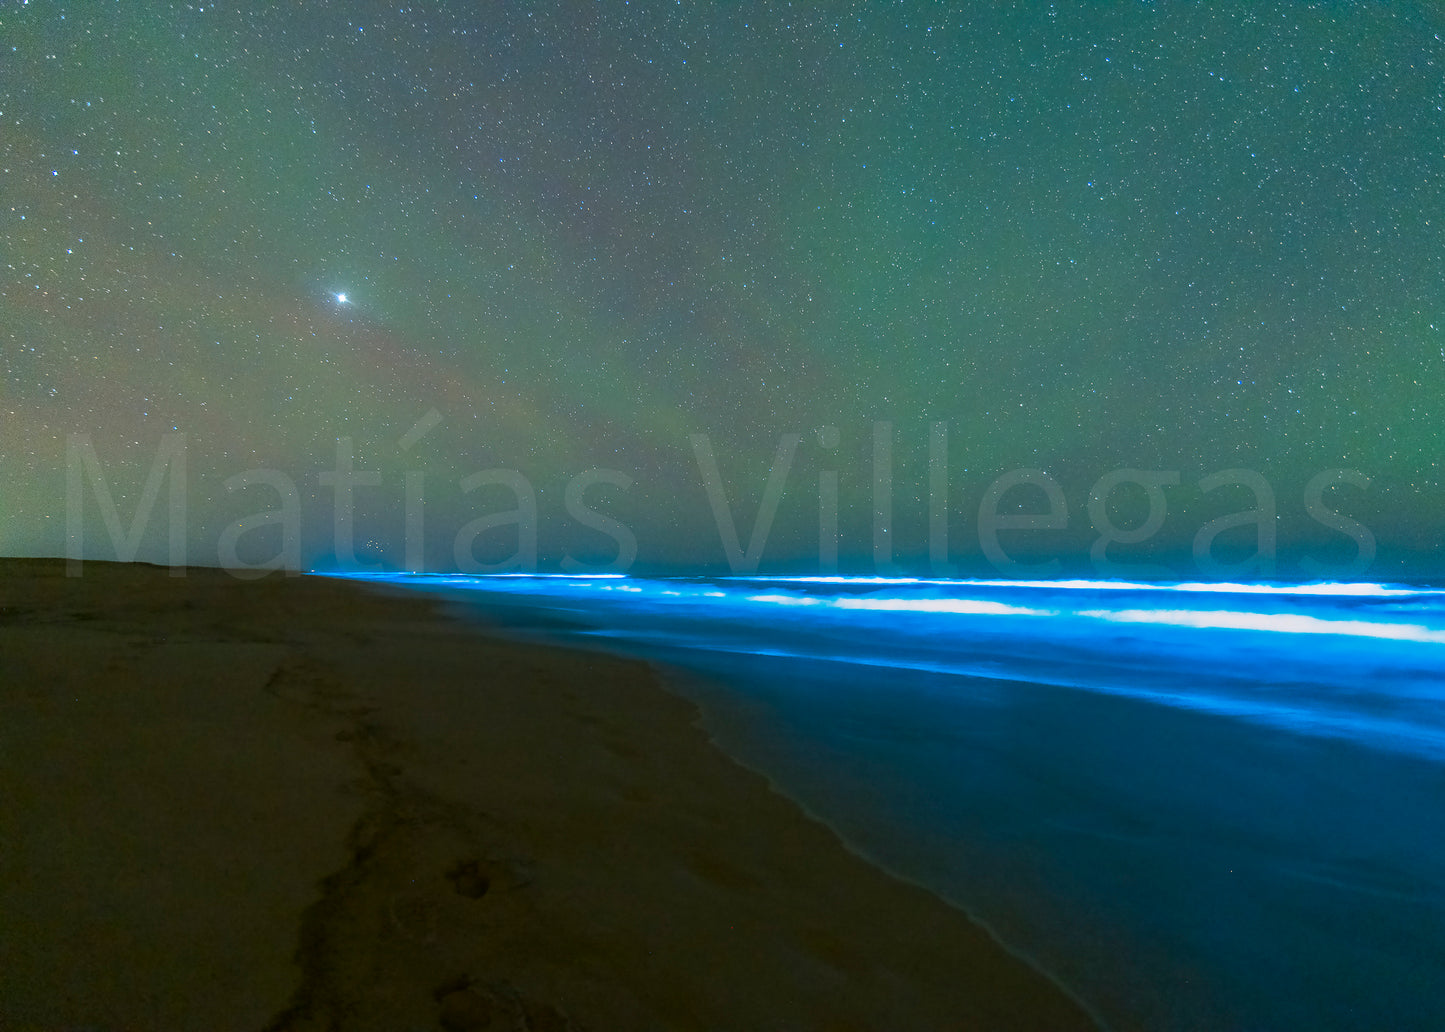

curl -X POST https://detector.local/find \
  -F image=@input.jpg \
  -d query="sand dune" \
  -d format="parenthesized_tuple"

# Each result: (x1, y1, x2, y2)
(0, 559, 1094, 1031)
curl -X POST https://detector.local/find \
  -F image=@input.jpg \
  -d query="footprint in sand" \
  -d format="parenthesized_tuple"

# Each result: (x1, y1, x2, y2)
(434, 978, 494, 1031)
(433, 976, 582, 1032)
(446, 858, 491, 899)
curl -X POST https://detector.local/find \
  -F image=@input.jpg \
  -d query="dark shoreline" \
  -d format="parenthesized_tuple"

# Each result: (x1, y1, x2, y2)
(0, 559, 1096, 1031)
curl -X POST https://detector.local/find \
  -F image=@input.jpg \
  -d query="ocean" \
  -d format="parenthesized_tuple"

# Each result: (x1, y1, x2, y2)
(335, 572, 1445, 1030)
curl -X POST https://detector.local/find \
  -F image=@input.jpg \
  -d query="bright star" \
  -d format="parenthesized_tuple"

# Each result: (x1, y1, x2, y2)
(336, 292, 348, 304)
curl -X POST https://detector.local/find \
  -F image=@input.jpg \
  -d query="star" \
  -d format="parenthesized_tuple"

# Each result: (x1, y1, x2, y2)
(335, 292, 348, 304)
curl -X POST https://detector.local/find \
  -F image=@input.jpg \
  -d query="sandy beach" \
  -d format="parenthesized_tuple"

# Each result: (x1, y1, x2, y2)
(0, 559, 1094, 1031)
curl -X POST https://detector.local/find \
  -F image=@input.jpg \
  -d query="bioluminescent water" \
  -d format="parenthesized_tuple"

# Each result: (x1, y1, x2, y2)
(351, 573, 1445, 759)
(336, 572, 1445, 1031)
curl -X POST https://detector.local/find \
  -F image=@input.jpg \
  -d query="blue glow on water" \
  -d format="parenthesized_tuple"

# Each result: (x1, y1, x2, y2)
(332, 571, 1445, 1029)
(333, 572, 1445, 759)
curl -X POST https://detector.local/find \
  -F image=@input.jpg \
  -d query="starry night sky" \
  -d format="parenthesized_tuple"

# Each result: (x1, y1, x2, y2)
(4, 3, 1443, 579)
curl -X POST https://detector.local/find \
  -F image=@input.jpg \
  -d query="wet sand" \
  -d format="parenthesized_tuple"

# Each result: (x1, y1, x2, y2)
(0, 559, 1094, 1031)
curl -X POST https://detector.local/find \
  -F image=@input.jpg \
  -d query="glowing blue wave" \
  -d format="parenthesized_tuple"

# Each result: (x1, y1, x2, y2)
(747, 575, 1430, 597)
(1079, 607, 1445, 644)
(332, 572, 1445, 759)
